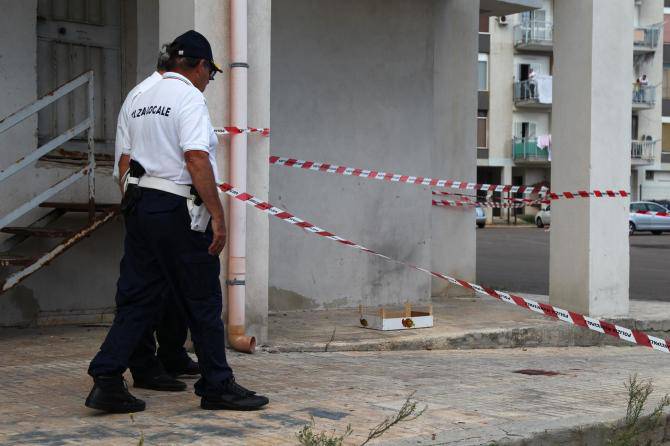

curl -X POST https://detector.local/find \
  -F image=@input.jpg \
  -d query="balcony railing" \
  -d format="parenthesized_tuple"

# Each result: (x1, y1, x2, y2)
(512, 137, 550, 162)
(513, 77, 552, 106)
(631, 140, 657, 161)
(513, 20, 553, 50)
(632, 84, 656, 108)
(633, 24, 661, 51)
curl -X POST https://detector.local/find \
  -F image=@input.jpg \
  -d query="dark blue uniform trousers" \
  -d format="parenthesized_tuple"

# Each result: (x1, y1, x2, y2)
(127, 289, 191, 378)
(89, 188, 233, 394)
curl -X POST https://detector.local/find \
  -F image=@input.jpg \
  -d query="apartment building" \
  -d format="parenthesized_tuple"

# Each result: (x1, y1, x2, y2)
(479, 0, 664, 219)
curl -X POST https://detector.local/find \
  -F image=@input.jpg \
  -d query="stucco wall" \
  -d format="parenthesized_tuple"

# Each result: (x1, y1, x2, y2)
(269, 0, 436, 311)
(0, 1, 151, 326)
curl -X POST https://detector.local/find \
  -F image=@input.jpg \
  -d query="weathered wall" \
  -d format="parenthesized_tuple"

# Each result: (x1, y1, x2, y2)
(269, 0, 436, 310)
(0, 1, 152, 326)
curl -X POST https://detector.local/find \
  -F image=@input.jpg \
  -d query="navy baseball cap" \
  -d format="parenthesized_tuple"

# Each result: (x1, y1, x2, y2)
(170, 30, 223, 73)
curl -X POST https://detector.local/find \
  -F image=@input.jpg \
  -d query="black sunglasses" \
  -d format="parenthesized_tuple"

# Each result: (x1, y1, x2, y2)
(204, 60, 217, 81)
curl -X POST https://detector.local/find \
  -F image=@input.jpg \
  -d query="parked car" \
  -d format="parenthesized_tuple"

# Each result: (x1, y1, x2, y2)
(475, 207, 486, 228)
(630, 201, 670, 235)
(649, 199, 670, 209)
(535, 205, 551, 228)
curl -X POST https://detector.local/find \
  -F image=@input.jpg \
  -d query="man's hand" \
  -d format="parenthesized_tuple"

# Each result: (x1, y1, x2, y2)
(118, 154, 131, 194)
(209, 216, 227, 256)
(185, 150, 226, 256)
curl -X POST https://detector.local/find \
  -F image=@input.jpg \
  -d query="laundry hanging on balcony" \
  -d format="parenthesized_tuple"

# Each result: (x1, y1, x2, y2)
(535, 75, 552, 104)
(536, 134, 552, 161)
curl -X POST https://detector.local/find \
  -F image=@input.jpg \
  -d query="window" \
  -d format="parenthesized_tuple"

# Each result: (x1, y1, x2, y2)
(477, 111, 488, 149)
(478, 54, 488, 91)
(479, 15, 490, 33)
(648, 203, 665, 212)
(514, 121, 536, 139)
(521, 9, 546, 23)
(662, 123, 670, 151)
(663, 65, 670, 100)
(646, 170, 655, 181)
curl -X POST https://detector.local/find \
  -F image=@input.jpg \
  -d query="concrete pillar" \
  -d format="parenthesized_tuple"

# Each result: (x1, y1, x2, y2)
(160, 0, 270, 342)
(550, 0, 632, 317)
(431, 0, 478, 296)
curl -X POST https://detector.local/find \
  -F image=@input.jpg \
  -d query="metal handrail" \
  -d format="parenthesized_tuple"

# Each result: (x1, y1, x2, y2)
(631, 140, 657, 160)
(514, 79, 539, 102)
(632, 84, 656, 106)
(513, 20, 553, 46)
(633, 24, 661, 49)
(0, 71, 95, 228)
(512, 137, 550, 161)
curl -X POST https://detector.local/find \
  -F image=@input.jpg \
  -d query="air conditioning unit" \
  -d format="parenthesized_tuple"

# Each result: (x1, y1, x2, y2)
(498, 15, 508, 26)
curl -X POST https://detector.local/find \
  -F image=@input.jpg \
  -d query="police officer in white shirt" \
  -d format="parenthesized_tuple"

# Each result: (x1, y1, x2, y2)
(115, 45, 201, 394)
(86, 30, 268, 413)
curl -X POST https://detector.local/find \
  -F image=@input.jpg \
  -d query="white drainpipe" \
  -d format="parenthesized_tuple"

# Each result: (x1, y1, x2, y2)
(227, 0, 255, 353)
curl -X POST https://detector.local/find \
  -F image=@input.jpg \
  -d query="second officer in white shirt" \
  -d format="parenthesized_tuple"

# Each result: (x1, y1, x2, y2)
(86, 30, 268, 413)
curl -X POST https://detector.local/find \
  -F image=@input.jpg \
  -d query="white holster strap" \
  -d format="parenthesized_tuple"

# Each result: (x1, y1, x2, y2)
(137, 175, 193, 199)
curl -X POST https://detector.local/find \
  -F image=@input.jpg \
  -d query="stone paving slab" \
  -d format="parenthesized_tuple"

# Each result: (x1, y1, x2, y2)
(1, 326, 670, 445)
(266, 296, 670, 352)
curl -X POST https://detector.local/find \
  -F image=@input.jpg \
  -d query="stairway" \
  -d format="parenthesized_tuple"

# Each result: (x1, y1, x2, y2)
(0, 71, 118, 294)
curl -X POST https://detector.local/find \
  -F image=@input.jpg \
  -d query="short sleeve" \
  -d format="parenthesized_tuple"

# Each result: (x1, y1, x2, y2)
(113, 102, 131, 180)
(178, 91, 211, 153)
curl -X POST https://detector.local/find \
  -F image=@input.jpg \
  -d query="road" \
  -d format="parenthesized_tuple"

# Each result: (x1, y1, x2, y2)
(476, 227, 670, 301)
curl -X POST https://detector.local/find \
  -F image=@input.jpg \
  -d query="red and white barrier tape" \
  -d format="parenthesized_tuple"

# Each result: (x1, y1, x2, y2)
(432, 199, 526, 209)
(269, 156, 629, 201)
(218, 182, 670, 355)
(431, 190, 550, 206)
(214, 127, 270, 136)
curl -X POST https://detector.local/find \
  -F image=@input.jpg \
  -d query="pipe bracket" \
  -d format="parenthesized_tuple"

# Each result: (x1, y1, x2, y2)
(226, 279, 246, 286)
(230, 62, 250, 69)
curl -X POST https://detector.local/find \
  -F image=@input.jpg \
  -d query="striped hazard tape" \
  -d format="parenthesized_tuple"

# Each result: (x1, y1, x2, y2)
(218, 182, 670, 354)
(432, 199, 526, 209)
(431, 190, 550, 206)
(269, 155, 629, 201)
(214, 127, 270, 136)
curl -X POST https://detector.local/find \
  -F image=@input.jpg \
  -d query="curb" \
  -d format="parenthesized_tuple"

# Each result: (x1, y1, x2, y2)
(263, 321, 670, 353)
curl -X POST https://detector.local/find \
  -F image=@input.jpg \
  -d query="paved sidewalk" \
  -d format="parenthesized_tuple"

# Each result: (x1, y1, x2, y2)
(265, 295, 670, 352)
(1, 326, 670, 445)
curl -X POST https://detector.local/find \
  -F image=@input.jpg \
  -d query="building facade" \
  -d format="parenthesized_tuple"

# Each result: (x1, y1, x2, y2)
(479, 0, 665, 220)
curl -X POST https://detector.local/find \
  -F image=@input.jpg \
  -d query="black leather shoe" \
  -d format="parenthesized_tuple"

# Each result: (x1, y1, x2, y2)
(85, 376, 146, 413)
(194, 376, 256, 397)
(166, 359, 200, 378)
(133, 373, 187, 391)
(201, 378, 268, 411)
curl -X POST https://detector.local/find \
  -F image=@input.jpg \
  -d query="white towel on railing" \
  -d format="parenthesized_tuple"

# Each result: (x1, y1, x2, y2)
(536, 75, 552, 104)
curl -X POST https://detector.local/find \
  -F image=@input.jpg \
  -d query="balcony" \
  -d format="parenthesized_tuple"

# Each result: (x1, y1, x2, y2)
(632, 84, 656, 110)
(513, 20, 553, 51)
(512, 137, 550, 163)
(633, 24, 661, 54)
(631, 139, 657, 164)
(513, 77, 552, 108)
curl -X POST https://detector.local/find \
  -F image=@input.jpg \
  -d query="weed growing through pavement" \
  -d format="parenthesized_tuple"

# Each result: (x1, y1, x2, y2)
(129, 413, 145, 446)
(296, 392, 426, 446)
(608, 374, 670, 446)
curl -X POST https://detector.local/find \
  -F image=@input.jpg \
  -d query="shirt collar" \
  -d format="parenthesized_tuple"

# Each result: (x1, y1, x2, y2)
(162, 71, 194, 87)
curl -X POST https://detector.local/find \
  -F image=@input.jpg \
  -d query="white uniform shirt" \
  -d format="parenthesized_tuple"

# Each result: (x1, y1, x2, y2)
(113, 71, 163, 180)
(127, 72, 220, 185)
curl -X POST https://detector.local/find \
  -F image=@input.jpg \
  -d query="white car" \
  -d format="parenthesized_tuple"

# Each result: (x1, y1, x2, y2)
(535, 206, 551, 228)
(629, 201, 670, 235)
